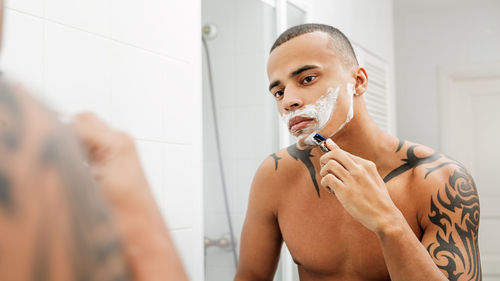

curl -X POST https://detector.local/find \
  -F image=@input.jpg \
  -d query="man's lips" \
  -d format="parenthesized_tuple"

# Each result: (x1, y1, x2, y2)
(289, 116, 314, 133)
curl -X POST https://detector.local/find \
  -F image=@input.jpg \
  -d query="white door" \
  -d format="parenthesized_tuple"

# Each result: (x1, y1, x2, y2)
(441, 66, 500, 280)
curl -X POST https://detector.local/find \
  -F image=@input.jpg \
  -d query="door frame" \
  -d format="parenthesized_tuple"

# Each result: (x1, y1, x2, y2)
(439, 62, 500, 152)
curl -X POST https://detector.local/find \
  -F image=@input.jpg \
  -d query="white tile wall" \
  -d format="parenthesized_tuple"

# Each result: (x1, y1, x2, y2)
(110, 43, 168, 140)
(1, 10, 44, 92)
(111, 42, 195, 144)
(164, 143, 197, 229)
(172, 229, 203, 281)
(5, 0, 43, 17)
(45, 23, 112, 121)
(45, 0, 111, 36)
(2, 0, 203, 279)
(110, 0, 197, 63)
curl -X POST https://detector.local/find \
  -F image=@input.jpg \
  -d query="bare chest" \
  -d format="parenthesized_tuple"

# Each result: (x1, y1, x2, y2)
(276, 172, 419, 280)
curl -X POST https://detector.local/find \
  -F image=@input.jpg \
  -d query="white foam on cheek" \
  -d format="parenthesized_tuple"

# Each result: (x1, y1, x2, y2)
(315, 87, 339, 130)
(327, 82, 355, 138)
(280, 87, 340, 145)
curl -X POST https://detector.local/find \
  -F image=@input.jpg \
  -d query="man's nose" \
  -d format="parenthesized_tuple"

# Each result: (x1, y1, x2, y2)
(282, 90, 303, 112)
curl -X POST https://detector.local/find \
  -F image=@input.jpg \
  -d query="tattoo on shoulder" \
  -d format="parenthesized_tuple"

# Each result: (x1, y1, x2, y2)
(384, 140, 463, 183)
(287, 145, 321, 198)
(384, 142, 442, 183)
(269, 153, 281, 171)
(426, 165, 481, 280)
(396, 138, 405, 152)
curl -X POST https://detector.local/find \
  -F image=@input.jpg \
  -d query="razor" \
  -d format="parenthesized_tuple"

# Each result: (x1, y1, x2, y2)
(312, 133, 330, 153)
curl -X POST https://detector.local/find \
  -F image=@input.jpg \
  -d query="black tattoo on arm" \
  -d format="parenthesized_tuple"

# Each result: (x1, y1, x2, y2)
(270, 153, 281, 171)
(287, 145, 321, 197)
(426, 166, 481, 281)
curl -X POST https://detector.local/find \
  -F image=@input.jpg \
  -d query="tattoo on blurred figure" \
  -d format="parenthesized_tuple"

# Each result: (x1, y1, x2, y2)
(0, 82, 23, 212)
(0, 82, 132, 281)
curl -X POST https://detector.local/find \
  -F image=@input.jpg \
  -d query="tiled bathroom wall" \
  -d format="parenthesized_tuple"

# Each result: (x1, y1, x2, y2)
(1, 0, 203, 279)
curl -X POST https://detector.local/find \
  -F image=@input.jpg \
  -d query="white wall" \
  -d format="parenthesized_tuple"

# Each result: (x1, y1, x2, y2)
(1, 0, 204, 280)
(394, 0, 500, 149)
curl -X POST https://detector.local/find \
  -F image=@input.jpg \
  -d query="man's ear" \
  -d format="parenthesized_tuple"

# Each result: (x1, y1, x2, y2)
(354, 67, 368, 96)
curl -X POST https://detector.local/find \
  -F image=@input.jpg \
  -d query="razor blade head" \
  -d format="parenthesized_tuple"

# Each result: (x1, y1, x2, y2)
(312, 133, 326, 145)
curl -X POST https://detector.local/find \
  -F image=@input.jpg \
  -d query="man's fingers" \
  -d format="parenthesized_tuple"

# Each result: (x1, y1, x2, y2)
(320, 139, 358, 171)
(73, 112, 112, 139)
(71, 112, 121, 162)
(321, 174, 344, 194)
(324, 138, 338, 151)
(320, 159, 349, 181)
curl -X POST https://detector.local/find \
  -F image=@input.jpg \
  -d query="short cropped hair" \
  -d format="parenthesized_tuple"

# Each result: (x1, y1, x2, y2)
(270, 23, 358, 68)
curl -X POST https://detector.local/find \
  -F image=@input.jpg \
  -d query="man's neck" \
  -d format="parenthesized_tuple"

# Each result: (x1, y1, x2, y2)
(328, 109, 398, 169)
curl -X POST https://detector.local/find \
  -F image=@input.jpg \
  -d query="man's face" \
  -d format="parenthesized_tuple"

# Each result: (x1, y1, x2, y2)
(267, 31, 355, 143)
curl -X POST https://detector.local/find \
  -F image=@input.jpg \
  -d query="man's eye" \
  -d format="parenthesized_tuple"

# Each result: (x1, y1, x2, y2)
(273, 90, 284, 99)
(302, 76, 316, 84)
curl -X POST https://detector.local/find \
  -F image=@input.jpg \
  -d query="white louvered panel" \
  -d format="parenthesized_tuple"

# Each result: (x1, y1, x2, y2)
(353, 44, 390, 133)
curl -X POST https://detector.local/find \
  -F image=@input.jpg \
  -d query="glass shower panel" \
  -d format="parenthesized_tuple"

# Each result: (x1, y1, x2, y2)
(202, 0, 278, 280)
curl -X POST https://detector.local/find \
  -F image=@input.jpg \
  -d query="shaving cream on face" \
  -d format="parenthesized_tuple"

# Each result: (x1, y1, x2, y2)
(280, 83, 357, 147)
(327, 83, 355, 138)
(280, 87, 339, 145)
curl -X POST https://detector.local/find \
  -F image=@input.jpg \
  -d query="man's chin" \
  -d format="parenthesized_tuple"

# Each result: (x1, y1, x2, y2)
(292, 129, 315, 145)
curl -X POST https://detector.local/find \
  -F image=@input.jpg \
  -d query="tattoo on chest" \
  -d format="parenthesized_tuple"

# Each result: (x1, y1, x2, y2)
(427, 166, 481, 280)
(287, 145, 321, 198)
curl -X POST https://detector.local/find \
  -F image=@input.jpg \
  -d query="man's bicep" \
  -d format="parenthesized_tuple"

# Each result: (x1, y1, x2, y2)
(421, 165, 481, 280)
(235, 162, 283, 281)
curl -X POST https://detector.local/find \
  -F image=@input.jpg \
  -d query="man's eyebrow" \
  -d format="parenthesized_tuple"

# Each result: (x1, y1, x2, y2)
(290, 65, 320, 78)
(268, 65, 320, 92)
(269, 80, 281, 92)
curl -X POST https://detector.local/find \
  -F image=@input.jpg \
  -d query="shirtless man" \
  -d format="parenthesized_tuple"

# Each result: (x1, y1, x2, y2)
(0, 1, 187, 280)
(235, 24, 481, 281)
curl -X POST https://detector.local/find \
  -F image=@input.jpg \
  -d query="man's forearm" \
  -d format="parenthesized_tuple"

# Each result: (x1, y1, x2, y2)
(377, 219, 447, 281)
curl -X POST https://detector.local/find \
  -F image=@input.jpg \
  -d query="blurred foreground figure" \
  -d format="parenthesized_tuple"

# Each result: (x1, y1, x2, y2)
(0, 1, 188, 280)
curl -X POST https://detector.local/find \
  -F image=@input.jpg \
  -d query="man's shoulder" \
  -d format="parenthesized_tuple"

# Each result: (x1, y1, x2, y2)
(403, 142, 468, 188)
(387, 139, 466, 186)
(397, 141, 478, 218)
(259, 144, 312, 173)
(253, 144, 315, 188)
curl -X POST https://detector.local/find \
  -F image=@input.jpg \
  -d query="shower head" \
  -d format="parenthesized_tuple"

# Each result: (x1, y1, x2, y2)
(202, 23, 218, 40)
